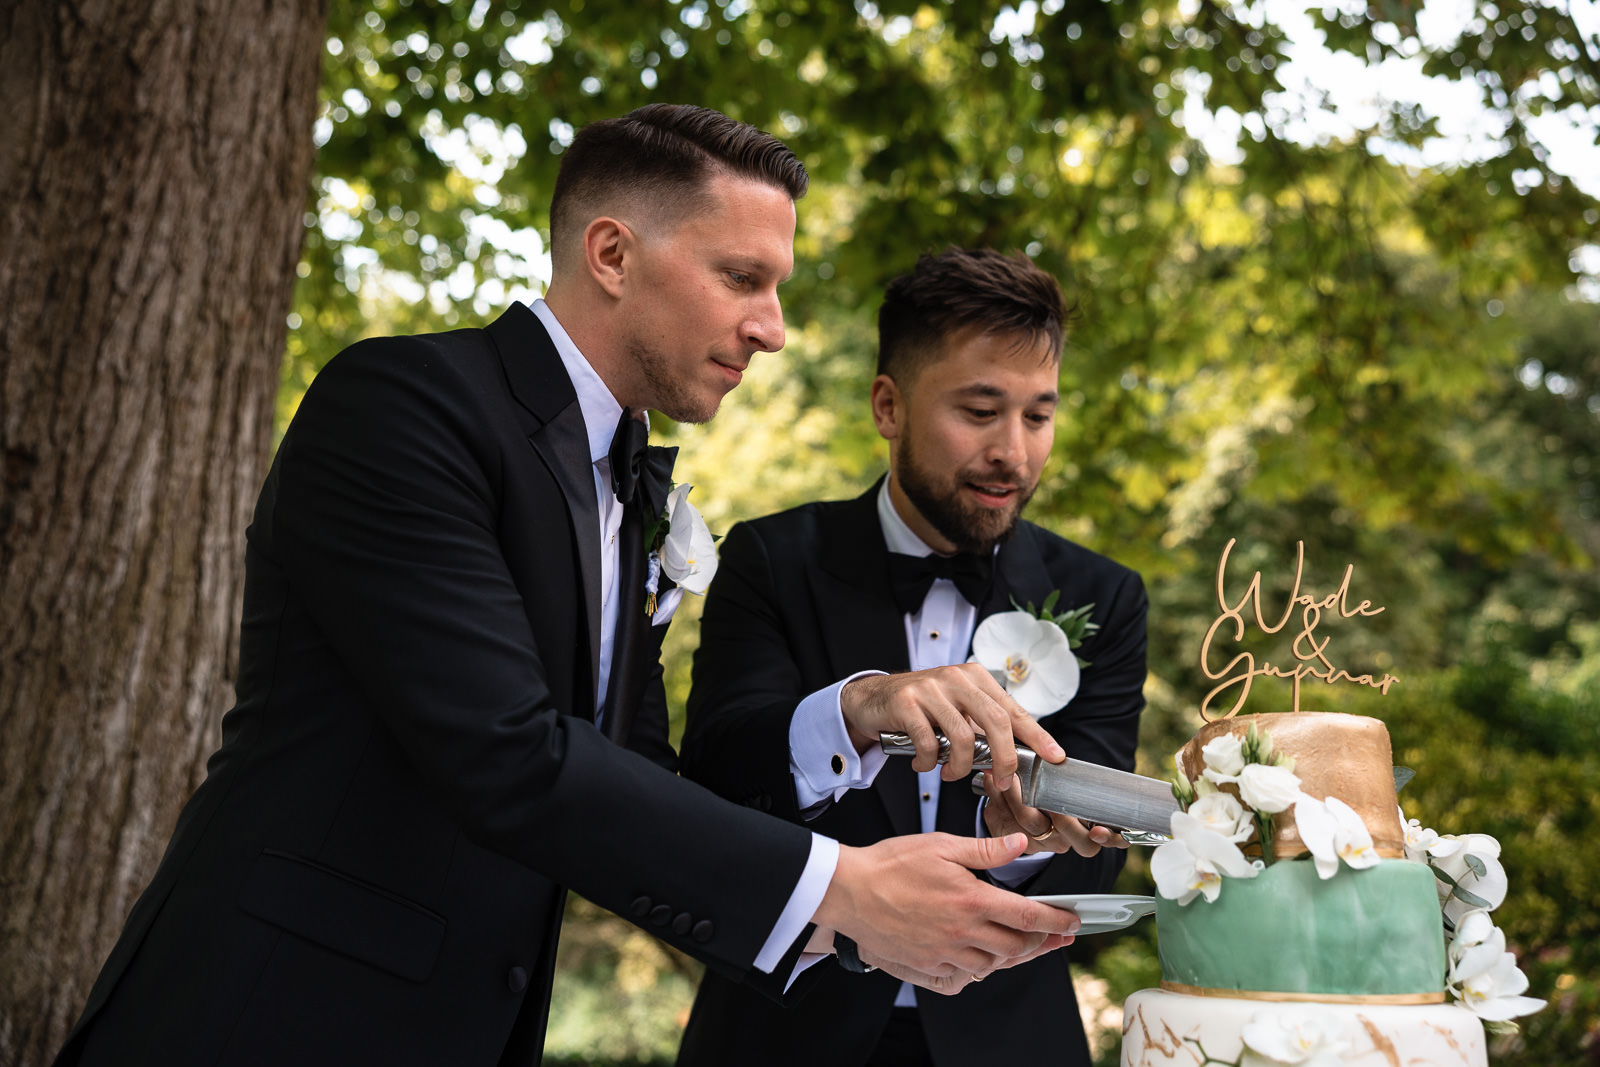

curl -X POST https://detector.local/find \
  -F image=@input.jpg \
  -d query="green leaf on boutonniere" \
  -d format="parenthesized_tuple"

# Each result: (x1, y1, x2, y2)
(643, 484, 674, 555)
(1012, 594, 1099, 667)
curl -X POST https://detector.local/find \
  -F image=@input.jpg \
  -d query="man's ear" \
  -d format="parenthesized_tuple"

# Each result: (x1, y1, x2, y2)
(870, 374, 903, 441)
(582, 216, 632, 299)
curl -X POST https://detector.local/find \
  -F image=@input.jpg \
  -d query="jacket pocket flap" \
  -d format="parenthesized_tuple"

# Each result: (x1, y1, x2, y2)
(240, 849, 446, 982)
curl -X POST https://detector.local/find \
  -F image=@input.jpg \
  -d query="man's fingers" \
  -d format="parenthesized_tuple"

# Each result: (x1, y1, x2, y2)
(901, 716, 944, 774)
(1050, 815, 1104, 857)
(964, 665, 1065, 764)
(942, 830, 1030, 871)
(952, 665, 1020, 783)
(925, 704, 975, 777)
(1010, 709, 1066, 763)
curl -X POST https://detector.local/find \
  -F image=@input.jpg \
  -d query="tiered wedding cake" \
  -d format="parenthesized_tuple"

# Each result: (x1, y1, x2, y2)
(1119, 544, 1541, 1067)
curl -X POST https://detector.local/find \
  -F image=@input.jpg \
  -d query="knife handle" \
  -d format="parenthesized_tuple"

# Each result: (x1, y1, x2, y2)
(876, 729, 1024, 771)
(879, 731, 1007, 769)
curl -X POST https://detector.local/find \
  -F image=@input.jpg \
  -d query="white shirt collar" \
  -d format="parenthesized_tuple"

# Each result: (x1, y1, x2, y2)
(530, 298, 641, 465)
(876, 477, 937, 557)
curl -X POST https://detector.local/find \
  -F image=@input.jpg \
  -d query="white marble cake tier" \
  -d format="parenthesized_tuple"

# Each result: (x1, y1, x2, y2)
(1120, 988, 1486, 1067)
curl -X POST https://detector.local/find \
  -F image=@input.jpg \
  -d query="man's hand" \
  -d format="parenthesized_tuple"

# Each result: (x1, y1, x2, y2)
(839, 664, 1065, 789)
(855, 933, 1074, 995)
(812, 831, 1080, 981)
(980, 771, 1129, 856)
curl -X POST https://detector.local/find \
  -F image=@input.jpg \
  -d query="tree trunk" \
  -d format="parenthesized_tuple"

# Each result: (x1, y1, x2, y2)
(0, 2, 327, 1063)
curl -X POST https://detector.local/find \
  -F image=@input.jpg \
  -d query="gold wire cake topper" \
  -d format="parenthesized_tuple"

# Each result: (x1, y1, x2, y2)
(1199, 538, 1399, 721)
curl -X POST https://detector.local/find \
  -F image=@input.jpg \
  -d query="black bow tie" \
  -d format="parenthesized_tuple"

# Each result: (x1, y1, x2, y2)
(608, 409, 677, 517)
(886, 551, 994, 614)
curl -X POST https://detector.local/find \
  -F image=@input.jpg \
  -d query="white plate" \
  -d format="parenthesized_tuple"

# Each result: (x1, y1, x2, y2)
(1028, 893, 1157, 935)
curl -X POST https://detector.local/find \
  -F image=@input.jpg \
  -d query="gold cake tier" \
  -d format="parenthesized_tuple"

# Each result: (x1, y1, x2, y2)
(1176, 712, 1405, 858)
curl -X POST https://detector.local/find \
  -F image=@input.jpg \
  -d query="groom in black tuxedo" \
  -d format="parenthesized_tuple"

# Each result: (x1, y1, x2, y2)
(53, 111, 1084, 1067)
(676, 249, 1150, 1067)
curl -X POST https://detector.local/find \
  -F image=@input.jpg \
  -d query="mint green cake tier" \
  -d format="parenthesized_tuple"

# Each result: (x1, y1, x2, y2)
(1156, 858, 1446, 997)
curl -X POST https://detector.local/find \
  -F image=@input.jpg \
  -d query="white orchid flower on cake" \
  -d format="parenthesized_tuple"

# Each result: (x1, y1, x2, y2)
(1296, 795, 1381, 880)
(658, 484, 717, 594)
(1186, 788, 1255, 843)
(970, 611, 1080, 718)
(1428, 833, 1508, 924)
(1446, 910, 1547, 1021)
(1239, 1013, 1354, 1067)
(1199, 733, 1247, 785)
(1401, 814, 1446, 863)
(1151, 810, 1261, 904)
(1235, 762, 1303, 814)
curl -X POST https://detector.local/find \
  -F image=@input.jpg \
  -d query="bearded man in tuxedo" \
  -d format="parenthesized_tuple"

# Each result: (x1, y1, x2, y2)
(52, 110, 1084, 1067)
(675, 248, 1150, 1067)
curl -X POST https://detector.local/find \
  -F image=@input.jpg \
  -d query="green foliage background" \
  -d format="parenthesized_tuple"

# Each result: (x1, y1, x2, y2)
(287, 1, 1599, 1062)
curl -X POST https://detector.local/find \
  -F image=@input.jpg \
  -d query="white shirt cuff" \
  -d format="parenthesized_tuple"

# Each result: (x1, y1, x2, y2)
(975, 797, 1053, 887)
(788, 672, 889, 812)
(753, 832, 839, 976)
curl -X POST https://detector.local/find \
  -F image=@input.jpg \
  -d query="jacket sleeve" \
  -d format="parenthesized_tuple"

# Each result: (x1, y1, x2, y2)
(267, 339, 814, 981)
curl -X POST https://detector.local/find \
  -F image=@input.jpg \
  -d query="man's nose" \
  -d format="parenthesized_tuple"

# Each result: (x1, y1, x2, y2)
(987, 416, 1026, 466)
(744, 292, 785, 353)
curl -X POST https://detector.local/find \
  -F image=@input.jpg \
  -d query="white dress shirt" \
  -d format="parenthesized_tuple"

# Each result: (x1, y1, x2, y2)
(530, 299, 835, 977)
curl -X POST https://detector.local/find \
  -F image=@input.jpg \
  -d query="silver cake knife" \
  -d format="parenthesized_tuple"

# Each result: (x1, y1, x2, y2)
(879, 731, 1178, 842)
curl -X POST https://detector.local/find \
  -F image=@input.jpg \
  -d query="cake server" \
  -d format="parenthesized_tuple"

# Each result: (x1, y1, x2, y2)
(879, 731, 1178, 840)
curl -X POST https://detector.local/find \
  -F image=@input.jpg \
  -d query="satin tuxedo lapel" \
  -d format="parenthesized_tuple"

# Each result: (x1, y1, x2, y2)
(813, 488, 920, 835)
(486, 307, 603, 714)
(979, 535, 1056, 635)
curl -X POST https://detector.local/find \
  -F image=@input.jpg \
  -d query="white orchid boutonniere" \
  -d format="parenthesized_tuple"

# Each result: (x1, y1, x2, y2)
(643, 483, 718, 619)
(969, 591, 1098, 718)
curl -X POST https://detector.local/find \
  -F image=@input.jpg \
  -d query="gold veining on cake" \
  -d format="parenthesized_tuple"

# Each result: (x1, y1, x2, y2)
(1356, 1014, 1404, 1067)
(1199, 538, 1399, 721)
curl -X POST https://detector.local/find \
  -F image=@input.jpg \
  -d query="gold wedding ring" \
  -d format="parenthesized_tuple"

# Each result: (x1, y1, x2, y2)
(969, 972, 985, 983)
(1028, 821, 1058, 842)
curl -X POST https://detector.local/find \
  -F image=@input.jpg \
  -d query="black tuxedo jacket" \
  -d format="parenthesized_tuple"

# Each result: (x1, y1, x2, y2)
(675, 485, 1148, 1067)
(55, 303, 813, 1067)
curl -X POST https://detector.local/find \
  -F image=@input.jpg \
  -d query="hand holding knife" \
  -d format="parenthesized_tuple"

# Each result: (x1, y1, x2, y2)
(879, 731, 1176, 843)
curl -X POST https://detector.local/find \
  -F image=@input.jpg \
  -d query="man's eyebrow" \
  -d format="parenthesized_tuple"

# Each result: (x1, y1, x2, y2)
(728, 257, 794, 284)
(951, 383, 1060, 404)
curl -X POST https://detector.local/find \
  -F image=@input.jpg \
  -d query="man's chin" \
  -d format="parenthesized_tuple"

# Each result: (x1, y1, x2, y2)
(657, 396, 722, 426)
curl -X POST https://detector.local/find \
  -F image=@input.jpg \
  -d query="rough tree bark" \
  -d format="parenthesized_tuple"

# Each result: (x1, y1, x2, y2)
(0, 2, 327, 1063)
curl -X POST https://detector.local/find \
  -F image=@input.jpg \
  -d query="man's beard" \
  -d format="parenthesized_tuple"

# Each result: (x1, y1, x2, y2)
(895, 431, 1035, 554)
(630, 338, 722, 425)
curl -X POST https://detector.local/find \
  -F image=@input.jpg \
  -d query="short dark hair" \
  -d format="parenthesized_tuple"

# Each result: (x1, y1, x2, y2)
(876, 248, 1070, 383)
(549, 104, 808, 260)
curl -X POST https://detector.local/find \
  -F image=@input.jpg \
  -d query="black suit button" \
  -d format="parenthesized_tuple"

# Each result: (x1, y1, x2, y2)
(507, 966, 529, 992)
(672, 912, 693, 936)
(631, 896, 652, 918)
(758, 794, 772, 812)
(650, 904, 672, 926)
(692, 920, 714, 943)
